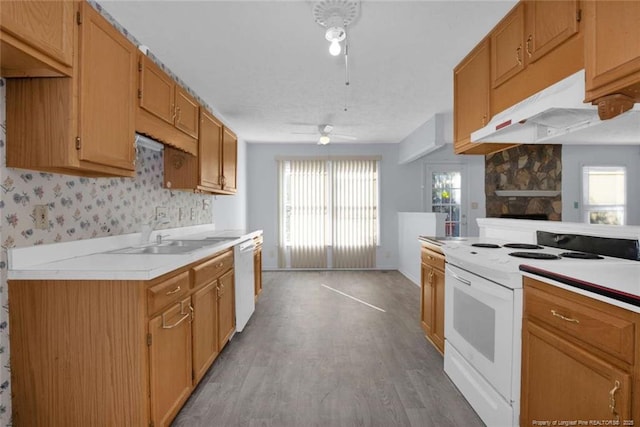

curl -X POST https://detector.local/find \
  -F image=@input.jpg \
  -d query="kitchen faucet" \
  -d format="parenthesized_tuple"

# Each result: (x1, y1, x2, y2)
(140, 217, 171, 245)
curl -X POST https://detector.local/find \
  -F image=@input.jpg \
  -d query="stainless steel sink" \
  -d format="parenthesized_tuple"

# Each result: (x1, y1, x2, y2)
(110, 245, 197, 255)
(109, 237, 236, 255)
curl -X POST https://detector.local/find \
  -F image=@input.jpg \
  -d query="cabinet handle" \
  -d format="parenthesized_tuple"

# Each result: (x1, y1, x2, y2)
(516, 45, 522, 65)
(217, 286, 224, 299)
(171, 104, 176, 121)
(609, 380, 621, 421)
(165, 285, 181, 296)
(176, 106, 181, 123)
(550, 309, 580, 324)
(189, 304, 194, 323)
(482, 114, 487, 126)
(526, 34, 532, 57)
(428, 270, 434, 284)
(162, 311, 190, 329)
(218, 262, 224, 268)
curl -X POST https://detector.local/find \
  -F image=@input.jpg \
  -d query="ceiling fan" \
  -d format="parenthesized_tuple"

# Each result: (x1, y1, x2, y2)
(293, 124, 357, 145)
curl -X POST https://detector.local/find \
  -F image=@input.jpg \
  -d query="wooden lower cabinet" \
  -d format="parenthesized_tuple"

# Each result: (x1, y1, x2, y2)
(218, 269, 236, 349)
(9, 248, 236, 426)
(254, 235, 263, 301)
(149, 297, 193, 427)
(420, 243, 445, 354)
(192, 282, 219, 385)
(521, 278, 639, 426)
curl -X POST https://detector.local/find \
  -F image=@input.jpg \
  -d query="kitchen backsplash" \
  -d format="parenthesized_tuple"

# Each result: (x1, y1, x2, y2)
(485, 144, 562, 221)
(0, 79, 214, 424)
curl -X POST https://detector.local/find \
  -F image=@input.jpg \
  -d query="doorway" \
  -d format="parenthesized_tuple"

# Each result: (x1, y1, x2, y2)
(425, 164, 467, 237)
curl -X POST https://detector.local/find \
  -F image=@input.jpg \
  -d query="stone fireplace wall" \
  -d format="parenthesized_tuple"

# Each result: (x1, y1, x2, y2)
(485, 145, 562, 221)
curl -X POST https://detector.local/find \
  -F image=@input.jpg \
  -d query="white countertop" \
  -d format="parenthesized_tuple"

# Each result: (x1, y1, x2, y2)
(8, 225, 263, 281)
(440, 236, 640, 312)
(521, 263, 640, 313)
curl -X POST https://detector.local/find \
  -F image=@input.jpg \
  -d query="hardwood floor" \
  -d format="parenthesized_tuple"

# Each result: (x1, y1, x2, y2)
(172, 271, 483, 427)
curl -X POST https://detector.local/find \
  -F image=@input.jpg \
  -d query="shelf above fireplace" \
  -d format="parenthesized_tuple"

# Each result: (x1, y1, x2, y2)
(494, 190, 561, 197)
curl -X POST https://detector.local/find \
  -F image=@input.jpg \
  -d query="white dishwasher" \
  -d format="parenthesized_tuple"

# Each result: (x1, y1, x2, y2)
(234, 239, 256, 332)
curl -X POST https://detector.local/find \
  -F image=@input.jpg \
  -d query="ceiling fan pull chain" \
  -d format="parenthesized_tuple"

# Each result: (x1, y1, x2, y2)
(344, 36, 350, 112)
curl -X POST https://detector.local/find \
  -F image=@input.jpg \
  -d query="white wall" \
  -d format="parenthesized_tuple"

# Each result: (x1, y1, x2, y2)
(246, 143, 423, 269)
(562, 145, 640, 225)
(397, 212, 446, 286)
(212, 138, 248, 229)
(420, 144, 486, 237)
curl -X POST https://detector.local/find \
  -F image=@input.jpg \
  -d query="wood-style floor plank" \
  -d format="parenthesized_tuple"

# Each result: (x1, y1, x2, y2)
(172, 271, 483, 427)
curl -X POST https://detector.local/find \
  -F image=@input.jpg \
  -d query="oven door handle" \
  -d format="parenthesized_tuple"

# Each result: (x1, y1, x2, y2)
(448, 269, 472, 286)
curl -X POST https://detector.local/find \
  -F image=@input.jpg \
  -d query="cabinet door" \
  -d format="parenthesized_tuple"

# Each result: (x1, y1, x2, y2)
(420, 263, 433, 337)
(584, 1, 640, 100)
(175, 87, 200, 139)
(431, 268, 445, 354)
(491, 3, 525, 88)
(525, 0, 579, 64)
(149, 297, 193, 427)
(521, 320, 632, 426)
(453, 38, 490, 153)
(254, 247, 262, 299)
(77, 2, 136, 172)
(139, 55, 175, 126)
(0, 0, 74, 76)
(222, 127, 238, 193)
(192, 281, 219, 385)
(217, 269, 235, 349)
(199, 110, 223, 191)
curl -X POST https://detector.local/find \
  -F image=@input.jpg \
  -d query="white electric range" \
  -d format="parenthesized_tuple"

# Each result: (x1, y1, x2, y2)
(438, 234, 640, 427)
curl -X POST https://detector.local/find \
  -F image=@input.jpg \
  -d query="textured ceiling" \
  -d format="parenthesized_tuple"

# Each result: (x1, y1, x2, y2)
(99, 0, 517, 144)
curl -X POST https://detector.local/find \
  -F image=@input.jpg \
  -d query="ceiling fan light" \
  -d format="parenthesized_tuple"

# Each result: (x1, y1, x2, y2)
(318, 135, 331, 145)
(329, 39, 341, 56)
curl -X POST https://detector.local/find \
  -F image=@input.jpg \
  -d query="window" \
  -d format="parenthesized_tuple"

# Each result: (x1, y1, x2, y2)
(431, 171, 462, 237)
(278, 158, 379, 268)
(582, 166, 626, 225)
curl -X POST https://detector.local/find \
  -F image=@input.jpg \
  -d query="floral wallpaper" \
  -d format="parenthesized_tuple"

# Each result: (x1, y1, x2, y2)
(0, 78, 214, 424)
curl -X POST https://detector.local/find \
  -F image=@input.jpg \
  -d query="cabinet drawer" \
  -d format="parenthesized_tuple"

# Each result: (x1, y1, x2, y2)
(525, 283, 635, 364)
(421, 247, 445, 271)
(148, 271, 190, 316)
(192, 249, 234, 289)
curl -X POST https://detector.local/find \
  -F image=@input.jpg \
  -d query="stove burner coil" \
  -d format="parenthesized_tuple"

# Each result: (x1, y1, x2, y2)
(508, 252, 560, 260)
(471, 243, 501, 248)
(559, 252, 604, 260)
(503, 243, 543, 249)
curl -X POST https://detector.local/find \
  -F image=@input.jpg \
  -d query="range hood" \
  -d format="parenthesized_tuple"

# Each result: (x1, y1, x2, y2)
(471, 70, 640, 145)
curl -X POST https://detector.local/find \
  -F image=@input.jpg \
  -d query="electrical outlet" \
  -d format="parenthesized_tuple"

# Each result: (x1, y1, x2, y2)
(202, 199, 211, 210)
(155, 206, 168, 220)
(34, 205, 48, 230)
(190, 208, 196, 220)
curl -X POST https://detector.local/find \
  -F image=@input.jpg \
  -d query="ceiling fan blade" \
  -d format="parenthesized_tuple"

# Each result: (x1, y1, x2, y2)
(332, 133, 357, 140)
(291, 132, 318, 135)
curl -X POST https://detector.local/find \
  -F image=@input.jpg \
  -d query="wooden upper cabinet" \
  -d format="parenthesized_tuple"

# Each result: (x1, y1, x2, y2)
(6, 1, 137, 177)
(454, 38, 490, 153)
(139, 56, 176, 125)
(175, 87, 200, 139)
(200, 110, 223, 191)
(525, 0, 580, 64)
(77, 2, 137, 172)
(222, 127, 238, 193)
(584, 1, 640, 103)
(137, 53, 198, 155)
(162, 109, 233, 194)
(491, 3, 525, 88)
(454, 38, 515, 155)
(0, 0, 74, 77)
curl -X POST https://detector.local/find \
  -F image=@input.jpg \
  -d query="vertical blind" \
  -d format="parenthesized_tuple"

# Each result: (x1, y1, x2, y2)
(278, 158, 378, 269)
